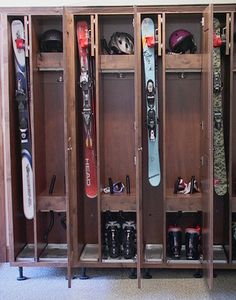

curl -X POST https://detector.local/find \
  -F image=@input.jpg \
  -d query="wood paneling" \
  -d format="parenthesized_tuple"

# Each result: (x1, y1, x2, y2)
(100, 55, 134, 70)
(166, 54, 202, 70)
(37, 53, 63, 70)
(0, 14, 7, 262)
(201, 4, 213, 290)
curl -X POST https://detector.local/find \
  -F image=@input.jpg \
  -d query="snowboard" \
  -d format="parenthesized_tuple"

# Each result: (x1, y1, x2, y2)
(213, 18, 227, 196)
(11, 20, 34, 219)
(141, 18, 161, 187)
(77, 21, 97, 198)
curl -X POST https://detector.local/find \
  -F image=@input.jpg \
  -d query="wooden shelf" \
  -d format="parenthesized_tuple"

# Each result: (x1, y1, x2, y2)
(39, 243, 67, 262)
(100, 55, 134, 72)
(144, 244, 163, 262)
(37, 52, 63, 71)
(165, 54, 202, 71)
(37, 192, 66, 212)
(16, 244, 35, 262)
(165, 188, 202, 212)
(101, 193, 136, 211)
(80, 244, 99, 262)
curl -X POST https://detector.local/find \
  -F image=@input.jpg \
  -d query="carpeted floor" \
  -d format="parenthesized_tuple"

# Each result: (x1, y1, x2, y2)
(0, 263, 236, 299)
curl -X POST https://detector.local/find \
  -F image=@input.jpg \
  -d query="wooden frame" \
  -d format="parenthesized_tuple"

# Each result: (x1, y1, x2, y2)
(1, 3, 236, 290)
(0, 13, 7, 262)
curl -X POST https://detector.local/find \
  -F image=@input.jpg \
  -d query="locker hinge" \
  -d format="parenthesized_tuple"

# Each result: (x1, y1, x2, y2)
(200, 156, 204, 166)
(132, 18, 135, 28)
(134, 155, 137, 165)
(133, 121, 137, 130)
(201, 17, 204, 27)
(200, 121, 204, 130)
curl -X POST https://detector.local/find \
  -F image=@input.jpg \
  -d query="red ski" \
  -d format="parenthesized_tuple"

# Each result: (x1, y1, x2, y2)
(77, 21, 97, 198)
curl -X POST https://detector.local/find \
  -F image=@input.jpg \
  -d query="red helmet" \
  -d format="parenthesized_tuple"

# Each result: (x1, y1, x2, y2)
(169, 29, 197, 54)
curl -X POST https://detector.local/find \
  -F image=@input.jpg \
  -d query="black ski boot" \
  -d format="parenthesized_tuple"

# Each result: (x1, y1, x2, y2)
(105, 221, 121, 259)
(185, 227, 201, 260)
(168, 226, 182, 259)
(122, 221, 136, 259)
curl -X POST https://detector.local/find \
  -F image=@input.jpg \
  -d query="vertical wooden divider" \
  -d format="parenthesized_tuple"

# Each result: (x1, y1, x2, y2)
(94, 13, 102, 262)
(65, 11, 77, 287)
(201, 4, 213, 290)
(27, 14, 38, 262)
(0, 13, 7, 262)
(134, 7, 142, 288)
(63, 8, 72, 288)
(225, 13, 230, 56)
(2, 13, 15, 262)
(228, 11, 234, 264)
(162, 13, 166, 264)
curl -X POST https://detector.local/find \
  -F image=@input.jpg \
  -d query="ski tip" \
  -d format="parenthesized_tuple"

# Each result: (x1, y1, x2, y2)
(148, 174, 161, 187)
(23, 208, 34, 220)
(86, 191, 97, 199)
(214, 186, 227, 196)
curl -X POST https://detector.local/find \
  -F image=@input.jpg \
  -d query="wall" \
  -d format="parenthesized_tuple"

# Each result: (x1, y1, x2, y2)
(0, 0, 235, 7)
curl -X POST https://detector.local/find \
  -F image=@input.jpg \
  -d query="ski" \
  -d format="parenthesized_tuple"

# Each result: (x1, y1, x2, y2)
(11, 20, 34, 219)
(213, 18, 227, 196)
(141, 18, 161, 186)
(77, 21, 97, 198)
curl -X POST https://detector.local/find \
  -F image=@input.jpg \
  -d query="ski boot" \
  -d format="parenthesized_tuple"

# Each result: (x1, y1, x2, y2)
(168, 226, 182, 259)
(174, 177, 187, 194)
(105, 221, 121, 259)
(122, 221, 136, 259)
(185, 226, 201, 260)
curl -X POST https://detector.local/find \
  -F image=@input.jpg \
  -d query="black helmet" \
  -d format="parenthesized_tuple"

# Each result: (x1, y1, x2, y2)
(169, 29, 197, 54)
(108, 32, 134, 54)
(40, 29, 63, 52)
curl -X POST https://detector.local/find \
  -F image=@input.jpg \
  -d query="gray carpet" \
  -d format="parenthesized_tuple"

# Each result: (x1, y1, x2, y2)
(0, 263, 236, 299)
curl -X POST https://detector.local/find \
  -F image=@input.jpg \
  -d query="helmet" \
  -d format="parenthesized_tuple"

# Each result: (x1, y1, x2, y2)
(108, 32, 134, 54)
(169, 29, 197, 54)
(40, 29, 63, 52)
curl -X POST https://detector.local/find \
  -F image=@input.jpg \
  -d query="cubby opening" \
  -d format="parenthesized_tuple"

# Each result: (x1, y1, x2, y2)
(99, 15, 135, 71)
(31, 16, 65, 213)
(99, 72, 136, 210)
(165, 72, 202, 209)
(101, 211, 136, 263)
(166, 211, 203, 264)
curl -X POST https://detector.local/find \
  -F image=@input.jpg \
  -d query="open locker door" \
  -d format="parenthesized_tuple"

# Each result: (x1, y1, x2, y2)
(134, 8, 142, 288)
(201, 4, 214, 289)
(0, 13, 7, 262)
(64, 11, 77, 287)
